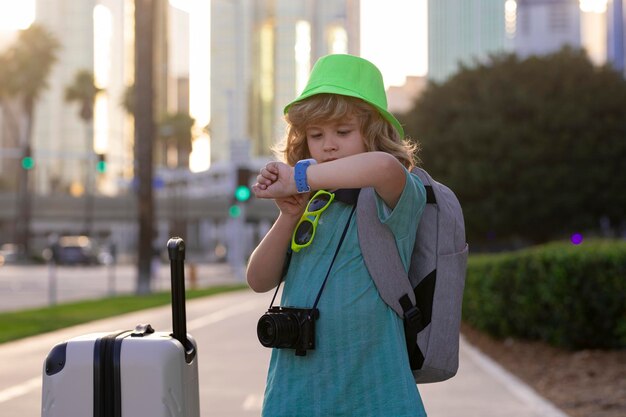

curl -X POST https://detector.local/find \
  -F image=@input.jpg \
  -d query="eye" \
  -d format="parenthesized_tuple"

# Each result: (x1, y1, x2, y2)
(337, 129, 352, 136)
(307, 131, 322, 139)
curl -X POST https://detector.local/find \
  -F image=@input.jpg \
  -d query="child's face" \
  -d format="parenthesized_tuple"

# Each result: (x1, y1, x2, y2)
(305, 116, 366, 163)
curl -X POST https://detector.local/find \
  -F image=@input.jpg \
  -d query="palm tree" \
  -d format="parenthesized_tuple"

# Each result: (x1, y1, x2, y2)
(0, 24, 60, 254)
(121, 83, 135, 114)
(158, 112, 195, 240)
(65, 70, 103, 121)
(158, 112, 195, 168)
(65, 69, 104, 236)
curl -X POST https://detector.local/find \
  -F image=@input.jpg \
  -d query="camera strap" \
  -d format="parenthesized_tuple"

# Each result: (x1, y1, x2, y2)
(268, 204, 357, 311)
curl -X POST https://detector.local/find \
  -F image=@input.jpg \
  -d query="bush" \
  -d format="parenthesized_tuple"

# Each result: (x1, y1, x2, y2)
(401, 48, 626, 246)
(463, 240, 626, 349)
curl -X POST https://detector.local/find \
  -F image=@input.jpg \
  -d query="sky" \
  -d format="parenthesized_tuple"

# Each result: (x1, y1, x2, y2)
(0, 0, 35, 31)
(360, 0, 428, 87)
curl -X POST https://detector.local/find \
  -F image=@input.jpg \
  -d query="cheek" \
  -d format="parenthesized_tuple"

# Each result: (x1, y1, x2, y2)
(352, 135, 367, 153)
(306, 138, 321, 157)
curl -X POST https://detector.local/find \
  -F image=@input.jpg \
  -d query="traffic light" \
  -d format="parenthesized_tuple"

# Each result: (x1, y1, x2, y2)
(234, 167, 251, 202)
(21, 145, 34, 170)
(21, 156, 35, 170)
(229, 204, 242, 218)
(96, 153, 107, 173)
(229, 167, 252, 218)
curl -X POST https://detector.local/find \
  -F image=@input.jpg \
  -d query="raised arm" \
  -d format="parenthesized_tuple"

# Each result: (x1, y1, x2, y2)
(253, 152, 407, 209)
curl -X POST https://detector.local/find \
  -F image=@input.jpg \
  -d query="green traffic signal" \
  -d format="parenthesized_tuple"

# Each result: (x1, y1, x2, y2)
(229, 204, 242, 217)
(21, 156, 35, 170)
(234, 185, 251, 202)
(96, 153, 106, 173)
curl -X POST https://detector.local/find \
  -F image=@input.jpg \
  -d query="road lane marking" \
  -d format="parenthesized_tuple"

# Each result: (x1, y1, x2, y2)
(187, 299, 264, 331)
(0, 377, 41, 404)
(242, 394, 264, 410)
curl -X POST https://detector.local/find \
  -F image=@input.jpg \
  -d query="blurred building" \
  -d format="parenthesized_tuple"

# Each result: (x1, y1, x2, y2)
(427, 0, 510, 82)
(514, 0, 581, 58)
(209, 0, 360, 164)
(386, 76, 427, 115)
(580, 0, 609, 65)
(2, 0, 360, 196)
(31, 0, 170, 197)
(607, 0, 625, 73)
(427, 0, 618, 82)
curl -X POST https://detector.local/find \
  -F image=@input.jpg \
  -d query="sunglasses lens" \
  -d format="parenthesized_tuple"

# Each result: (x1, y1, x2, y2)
(308, 194, 331, 212)
(294, 221, 314, 245)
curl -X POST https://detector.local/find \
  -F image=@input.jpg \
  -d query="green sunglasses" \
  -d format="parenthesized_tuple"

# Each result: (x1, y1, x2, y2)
(291, 190, 335, 252)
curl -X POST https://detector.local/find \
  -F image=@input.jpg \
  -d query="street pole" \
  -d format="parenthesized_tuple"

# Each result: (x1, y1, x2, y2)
(83, 150, 95, 236)
(134, 0, 156, 295)
(226, 202, 246, 281)
(14, 144, 32, 256)
(47, 258, 57, 306)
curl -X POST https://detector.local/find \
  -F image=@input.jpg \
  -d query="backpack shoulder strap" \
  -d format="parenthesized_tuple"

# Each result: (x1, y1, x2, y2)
(356, 187, 415, 317)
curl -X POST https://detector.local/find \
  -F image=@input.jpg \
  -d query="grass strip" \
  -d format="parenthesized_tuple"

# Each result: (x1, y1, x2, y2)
(0, 284, 248, 345)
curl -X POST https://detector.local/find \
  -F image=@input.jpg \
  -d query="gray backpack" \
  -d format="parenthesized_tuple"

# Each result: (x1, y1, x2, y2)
(357, 167, 469, 383)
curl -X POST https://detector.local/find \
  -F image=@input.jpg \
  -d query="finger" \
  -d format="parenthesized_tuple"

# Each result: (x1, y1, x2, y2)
(252, 184, 270, 198)
(256, 174, 273, 186)
(259, 168, 277, 182)
(265, 162, 281, 175)
(295, 192, 310, 204)
(264, 165, 279, 180)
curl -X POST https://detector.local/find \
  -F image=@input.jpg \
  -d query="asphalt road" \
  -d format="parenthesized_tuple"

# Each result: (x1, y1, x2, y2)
(0, 262, 240, 312)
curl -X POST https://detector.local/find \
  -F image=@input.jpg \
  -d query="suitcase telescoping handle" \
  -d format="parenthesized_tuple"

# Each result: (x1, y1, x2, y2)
(167, 237, 196, 363)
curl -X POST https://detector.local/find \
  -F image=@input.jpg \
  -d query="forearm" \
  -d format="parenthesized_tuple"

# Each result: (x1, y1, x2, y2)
(246, 213, 299, 292)
(307, 152, 406, 208)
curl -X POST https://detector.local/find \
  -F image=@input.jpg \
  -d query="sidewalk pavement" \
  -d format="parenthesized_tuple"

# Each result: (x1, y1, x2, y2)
(420, 336, 570, 417)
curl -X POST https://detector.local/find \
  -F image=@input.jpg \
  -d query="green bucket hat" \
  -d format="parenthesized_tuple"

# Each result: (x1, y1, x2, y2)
(284, 54, 404, 138)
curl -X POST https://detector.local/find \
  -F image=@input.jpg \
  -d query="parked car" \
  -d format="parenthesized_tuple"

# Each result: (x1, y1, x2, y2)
(53, 235, 99, 265)
(0, 243, 23, 266)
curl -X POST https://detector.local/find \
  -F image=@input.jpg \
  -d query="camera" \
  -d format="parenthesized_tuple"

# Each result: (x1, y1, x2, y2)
(257, 306, 319, 356)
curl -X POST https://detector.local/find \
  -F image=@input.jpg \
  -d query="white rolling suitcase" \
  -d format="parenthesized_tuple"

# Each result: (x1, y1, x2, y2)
(41, 237, 200, 417)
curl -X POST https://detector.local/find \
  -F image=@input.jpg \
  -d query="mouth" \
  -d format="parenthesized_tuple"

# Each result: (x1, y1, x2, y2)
(323, 158, 337, 163)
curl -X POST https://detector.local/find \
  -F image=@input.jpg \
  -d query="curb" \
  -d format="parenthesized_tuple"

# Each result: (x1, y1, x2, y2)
(461, 335, 571, 417)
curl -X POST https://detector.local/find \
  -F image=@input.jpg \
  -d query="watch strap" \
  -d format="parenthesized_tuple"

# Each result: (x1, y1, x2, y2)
(294, 159, 316, 193)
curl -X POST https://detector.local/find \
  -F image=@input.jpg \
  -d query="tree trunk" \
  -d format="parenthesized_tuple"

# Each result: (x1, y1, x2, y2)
(134, 0, 155, 295)
(14, 99, 34, 256)
(83, 122, 95, 236)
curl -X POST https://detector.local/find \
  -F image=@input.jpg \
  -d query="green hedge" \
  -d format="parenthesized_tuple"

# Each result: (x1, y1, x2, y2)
(462, 240, 626, 349)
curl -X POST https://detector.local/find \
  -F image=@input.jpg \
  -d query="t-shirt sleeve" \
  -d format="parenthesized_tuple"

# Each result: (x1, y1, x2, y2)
(374, 169, 426, 271)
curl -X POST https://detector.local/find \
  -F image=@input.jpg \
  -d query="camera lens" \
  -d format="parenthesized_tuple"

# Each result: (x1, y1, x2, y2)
(257, 312, 299, 348)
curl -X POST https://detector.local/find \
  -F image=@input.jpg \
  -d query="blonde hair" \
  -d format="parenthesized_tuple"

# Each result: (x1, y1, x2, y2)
(273, 94, 419, 169)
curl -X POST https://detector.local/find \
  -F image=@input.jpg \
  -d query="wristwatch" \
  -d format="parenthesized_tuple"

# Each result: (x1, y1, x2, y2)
(294, 158, 317, 193)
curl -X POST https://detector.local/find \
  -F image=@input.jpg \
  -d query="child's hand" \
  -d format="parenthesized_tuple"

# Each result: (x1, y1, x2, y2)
(274, 193, 309, 218)
(252, 162, 297, 198)
(253, 162, 280, 190)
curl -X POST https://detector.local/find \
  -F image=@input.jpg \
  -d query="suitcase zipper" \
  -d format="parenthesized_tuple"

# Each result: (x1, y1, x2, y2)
(94, 331, 131, 417)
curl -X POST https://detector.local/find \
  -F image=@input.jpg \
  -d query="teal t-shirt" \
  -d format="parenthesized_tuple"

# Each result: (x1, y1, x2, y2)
(262, 170, 427, 417)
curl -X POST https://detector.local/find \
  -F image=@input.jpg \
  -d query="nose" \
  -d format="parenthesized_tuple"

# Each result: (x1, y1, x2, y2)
(322, 136, 338, 152)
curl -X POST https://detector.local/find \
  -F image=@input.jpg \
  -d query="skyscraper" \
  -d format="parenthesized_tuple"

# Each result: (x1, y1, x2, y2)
(209, 0, 360, 163)
(514, 0, 581, 58)
(607, 0, 625, 73)
(428, 0, 509, 82)
(32, 0, 97, 195)
(18, 0, 361, 195)
(32, 0, 170, 195)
